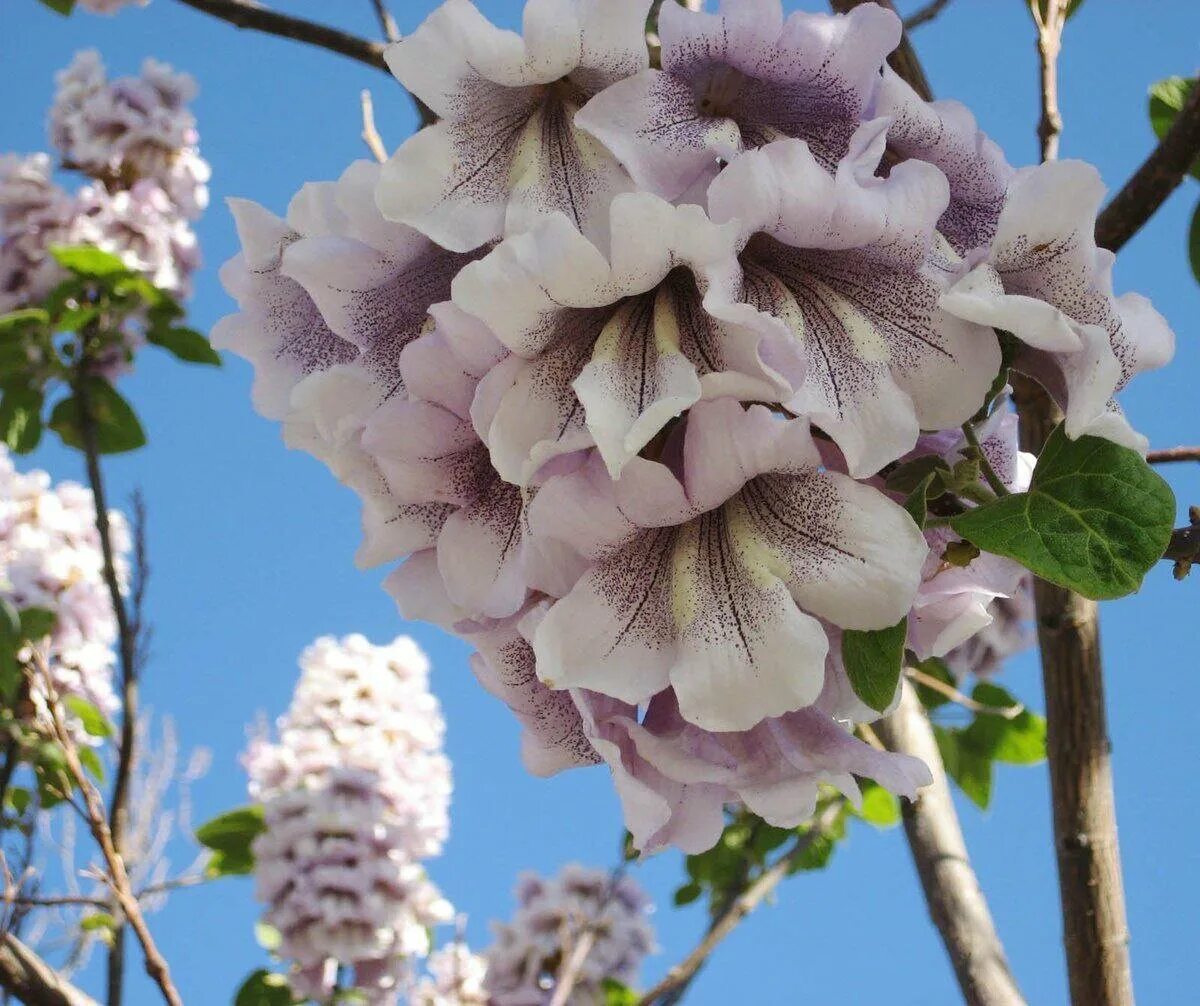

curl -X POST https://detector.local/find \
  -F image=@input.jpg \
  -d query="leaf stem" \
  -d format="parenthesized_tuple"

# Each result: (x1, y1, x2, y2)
(961, 423, 1011, 497)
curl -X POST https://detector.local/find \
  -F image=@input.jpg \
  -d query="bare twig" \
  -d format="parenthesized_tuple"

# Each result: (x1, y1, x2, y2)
(170, 0, 436, 126)
(1147, 446, 1200, 464)
(830, 0, 933, 100)
(1096, 77, 1200, 252)
(369, 0, 400, 44)
(905, 666, 1024, 719)
(30, 658, 181, 1006)
(0, 933, 100, 1006)
(638, 803, 844, 1006)
(1030, 1, 1071, 161)
(1023, 10, 1135, 1003)
(360, 90, 389, 164)
(904, 0, 953, 31)
(876, 685, 1026, 1006)
(72, 377, 138, 1006)
(546, 928, 598, 1006)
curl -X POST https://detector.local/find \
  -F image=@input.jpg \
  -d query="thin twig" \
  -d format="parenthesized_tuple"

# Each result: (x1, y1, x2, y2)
(961, 422, 1011, 497)
(0, 933, 100, 1006)
(1147, 446, 1200, 464)
(1164, 506, 1200, 579)
(360, 90, 389, 164)
(1030, 1, 1070, 161)
(546, 928, 598, 1006)
(1096, 76, 1200, 252)
(29, 657, 181, 1006)
(369, 0, 400, 44)
(905, 667, 1024, 719)
(1, 874, 209, 912)
(72, 376, 138, 1006)
(170, 0, 436, 126)
(904, 0, 953, 31)
(876, 684, 1026, 1006)
(638, 803, 844, 1006)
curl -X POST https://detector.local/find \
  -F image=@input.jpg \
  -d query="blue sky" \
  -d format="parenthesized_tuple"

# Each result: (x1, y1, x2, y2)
(3, 1, 1199, 1003)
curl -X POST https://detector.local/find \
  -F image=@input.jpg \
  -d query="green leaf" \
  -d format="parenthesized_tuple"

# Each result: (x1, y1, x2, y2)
(1189, 200, 1200, 285)
(601, 979, 640, 1006)
(787, 830, 838, 874)
(902, 471, 936, 528)
(197, 805, 265, 877)
(853, 781, 901, 829)
(950, 425, 1175, 600)
(841, 618, 907, 713)
(233, 969, 297, 1006)
(673, 881, 702, 907)
(6, 787, 31, 815)
(80, 912, 118, 933)
(49, 380, 147, 454)
(148, 326, 221, 366)
(78, 747, 105, 781)
(1148, 76, 1200, 180)
(64, 696, 113, 739)
(49, 245, 130, 279)
(37, 0, 76, 13)
(18, 608, 55, 643)
(0, 309, 49, 335)
(934, 726, 993, 810)
(0, 383, 43, 454)
(962, 683, 1046, 766)
(885, 455, 950, 496)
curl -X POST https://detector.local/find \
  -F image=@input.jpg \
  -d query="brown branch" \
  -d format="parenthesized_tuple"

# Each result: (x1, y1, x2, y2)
(1012, 379, 1134, 1006)
(1030, 1, 1070, 161)
(1148, 446, 1200, 464)
(546, 928, 598, 1006)
(0, 933, 101, 1006)
(72, 377, 138, 1006)
(31, 658, 182, 1006)
(1096, 76, 1200, 252)
(904, 0, 954, 31)
(170, 0, 436, 126)
(638, 803, 844, 1006)
(360, 90, 389, 164)
(1164, 506, 1200, 579)
(830, 0, 933, 101)
(1023, 11, 1135, 1001)
(876, 685, 1027, 1006)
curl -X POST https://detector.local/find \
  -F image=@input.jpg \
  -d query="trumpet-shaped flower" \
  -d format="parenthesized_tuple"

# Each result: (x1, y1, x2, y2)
(379, 0, 652, 251)
(577, 0, 900, 202)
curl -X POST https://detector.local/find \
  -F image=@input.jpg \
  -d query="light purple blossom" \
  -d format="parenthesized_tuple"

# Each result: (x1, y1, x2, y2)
(379, 0, 652, 251)
(484, 864, 655, 1006)
(246, 635, 454, 1003)
(577, 0, 900, 202)
(0, 446, 128, 740)
(410, 943, 490, 1006)
(941, 160, 1175, 452)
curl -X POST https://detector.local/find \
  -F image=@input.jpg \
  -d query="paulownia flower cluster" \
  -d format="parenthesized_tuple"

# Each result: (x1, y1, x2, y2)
(1, 51, 207, 318)
(244, 635, 454, 1003)
(0, 445, 128, 740)
(218, 0, 1173, 853)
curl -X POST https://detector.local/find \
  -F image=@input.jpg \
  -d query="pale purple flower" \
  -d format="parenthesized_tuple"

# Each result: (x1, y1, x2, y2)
(484, 864, 655, 1006)
(0, 153, 78, 313)
(704, 125, 1001, 476)
(527, 399, 927, 732)
(0, 446, 128, 739)
(449, 193, 788, 485)
(74, 179, 200, 298)
(379, 0, 652, 251)
(410, 943, 490, 1006)
(246, 635, 454, 1003)
(577, 0, 900, 204)
(49, 51, 208, 219)
(872, 68, 1014, 257)
(940, 160, 1175, 452)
